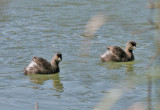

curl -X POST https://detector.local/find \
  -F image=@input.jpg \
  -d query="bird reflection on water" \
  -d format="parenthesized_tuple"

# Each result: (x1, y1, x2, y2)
(104, 61, 135, 74)
(28, 73, 63, 92)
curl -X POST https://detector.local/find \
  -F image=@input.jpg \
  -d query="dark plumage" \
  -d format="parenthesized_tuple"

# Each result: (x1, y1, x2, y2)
(100, 41, 136, 62)
(24, 53, 62, 75)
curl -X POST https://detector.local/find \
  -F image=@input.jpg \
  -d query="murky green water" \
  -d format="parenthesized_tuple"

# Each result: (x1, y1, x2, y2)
(0, 0, 159, 110)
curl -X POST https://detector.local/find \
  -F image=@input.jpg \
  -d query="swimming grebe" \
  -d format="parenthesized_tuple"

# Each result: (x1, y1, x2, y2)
(24, 53, 62, 74)
(101, 41, 136, 62)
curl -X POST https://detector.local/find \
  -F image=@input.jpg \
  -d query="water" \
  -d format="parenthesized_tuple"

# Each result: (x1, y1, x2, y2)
(0, 0, 159, 110)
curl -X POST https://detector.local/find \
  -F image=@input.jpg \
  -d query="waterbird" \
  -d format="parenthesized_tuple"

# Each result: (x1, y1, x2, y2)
(100, 41, 136, 62)
(24, 53, 62, 75)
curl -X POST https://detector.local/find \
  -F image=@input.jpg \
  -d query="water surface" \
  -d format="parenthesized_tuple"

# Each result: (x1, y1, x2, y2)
(0, 0, 159, 110)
